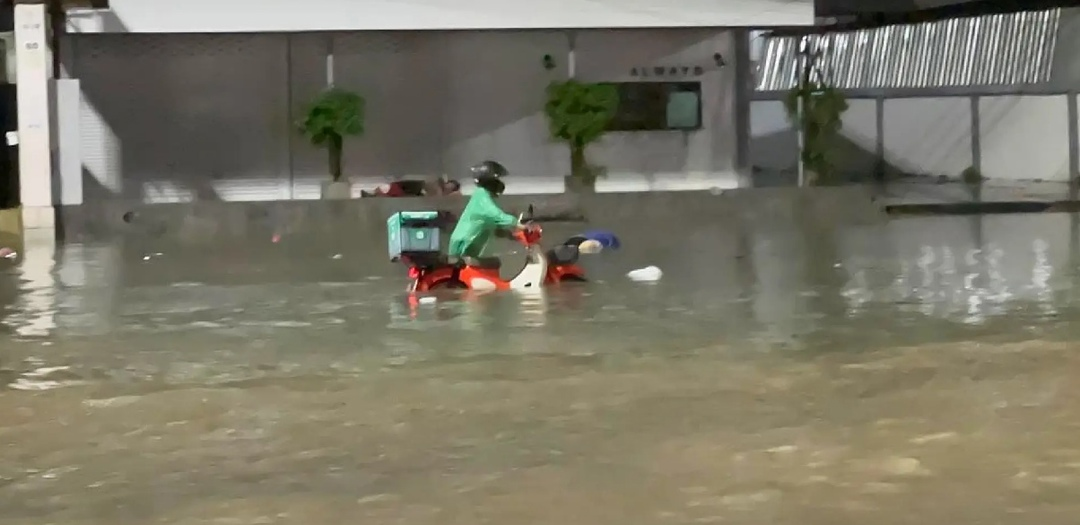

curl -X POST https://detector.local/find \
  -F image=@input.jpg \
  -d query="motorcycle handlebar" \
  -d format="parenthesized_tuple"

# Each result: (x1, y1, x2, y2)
(513, 223, 543, 245)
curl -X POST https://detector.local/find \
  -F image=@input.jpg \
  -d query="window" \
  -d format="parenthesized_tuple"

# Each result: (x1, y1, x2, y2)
(606, 82, 702, 132)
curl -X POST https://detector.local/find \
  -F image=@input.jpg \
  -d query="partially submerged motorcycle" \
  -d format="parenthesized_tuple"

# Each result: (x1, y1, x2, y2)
(388, 210, 603, 292)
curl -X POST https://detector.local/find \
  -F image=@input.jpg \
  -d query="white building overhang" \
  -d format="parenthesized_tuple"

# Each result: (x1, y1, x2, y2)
(65, 0, 813, 33)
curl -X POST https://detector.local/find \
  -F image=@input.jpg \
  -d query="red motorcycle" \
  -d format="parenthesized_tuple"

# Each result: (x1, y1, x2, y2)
(388, 211, 586, 292)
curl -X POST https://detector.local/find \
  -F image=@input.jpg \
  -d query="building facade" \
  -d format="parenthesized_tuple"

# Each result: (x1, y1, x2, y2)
(64, 29, 744, 201)
(11, 0, 815, 218)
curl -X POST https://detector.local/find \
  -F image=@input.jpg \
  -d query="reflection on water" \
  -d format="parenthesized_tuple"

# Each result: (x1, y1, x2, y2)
(841, 241, 1049, 323)
(388, 289, 551, 331)
(3, 214, 1080, 523)
(834, 216, 1077, 331)
(4, 230, 57, 337)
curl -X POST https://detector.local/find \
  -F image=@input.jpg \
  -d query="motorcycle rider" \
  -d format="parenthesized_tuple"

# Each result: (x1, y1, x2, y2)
(447, 160, 526, 266)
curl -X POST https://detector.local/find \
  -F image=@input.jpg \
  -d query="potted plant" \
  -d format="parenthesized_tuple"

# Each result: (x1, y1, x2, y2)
(297, 87, 365, 199)
(543, 80, 619, 193)
(784, 82, 847, 186)
(783, 42, 848, 186)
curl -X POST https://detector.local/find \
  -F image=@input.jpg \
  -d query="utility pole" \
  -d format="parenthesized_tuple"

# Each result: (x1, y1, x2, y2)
(795, 36, 809, 188)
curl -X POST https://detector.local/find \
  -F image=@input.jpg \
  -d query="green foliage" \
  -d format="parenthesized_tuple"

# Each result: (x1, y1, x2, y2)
(543, 80, 619, 190)
(297, 88, 365, 182)
(961, 166, 984, 184)
(783, 82, 848, 185)
(544, 80, 618, 147)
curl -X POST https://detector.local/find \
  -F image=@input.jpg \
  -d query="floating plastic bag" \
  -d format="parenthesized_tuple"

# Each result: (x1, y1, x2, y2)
(627, 266, 662, 282)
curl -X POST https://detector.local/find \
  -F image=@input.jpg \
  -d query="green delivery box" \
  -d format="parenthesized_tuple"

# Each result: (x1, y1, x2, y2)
(387, 211, 441, 262)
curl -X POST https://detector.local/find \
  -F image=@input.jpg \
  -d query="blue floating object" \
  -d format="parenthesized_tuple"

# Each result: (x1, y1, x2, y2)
(579, 229, 621, 250)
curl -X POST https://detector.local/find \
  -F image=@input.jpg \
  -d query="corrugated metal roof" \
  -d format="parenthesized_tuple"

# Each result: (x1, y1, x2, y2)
(754, 8, 1060, 91)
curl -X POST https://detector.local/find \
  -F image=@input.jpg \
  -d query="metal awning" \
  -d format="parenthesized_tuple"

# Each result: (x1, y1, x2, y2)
(754, 8, 1062, 91)
(815, 0, 1080, 17)
(64, 0, 814, 33)
(816, 0, 990, 16)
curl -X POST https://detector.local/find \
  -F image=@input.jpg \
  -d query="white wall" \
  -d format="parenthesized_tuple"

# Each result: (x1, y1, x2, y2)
(750, 94, 1075, 183)
(55, 79, 82, 205)
(748, 99, 878, 181)
(748, 100, 795, 173)
(979, 96, 1070, 182)
(68, 29, 740, 203)
(575, 29, 737, 191)
(882, 98, 972, 178)
(64, 0, 812, 33)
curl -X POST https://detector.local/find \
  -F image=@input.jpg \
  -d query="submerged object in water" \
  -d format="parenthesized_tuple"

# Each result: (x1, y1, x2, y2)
(565, 229, 621, 254)
(580, 230, 620, 249)
(578, 239, 604, 254)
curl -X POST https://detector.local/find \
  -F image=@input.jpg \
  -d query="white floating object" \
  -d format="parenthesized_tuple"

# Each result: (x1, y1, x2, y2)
(5, 131, 17, 146)
(331, 253, 343, 260)
(627, 265, 662, 282)
(418, 296, 437, 305)
(0, 247, 15, 259)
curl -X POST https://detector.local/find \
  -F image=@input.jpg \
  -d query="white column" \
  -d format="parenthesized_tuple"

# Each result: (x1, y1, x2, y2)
(14, 4, 55, 230)
(56, 79, 82, 205)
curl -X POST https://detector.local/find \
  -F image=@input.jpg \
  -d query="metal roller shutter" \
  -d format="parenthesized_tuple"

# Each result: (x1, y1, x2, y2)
(71, 33, 291, 203)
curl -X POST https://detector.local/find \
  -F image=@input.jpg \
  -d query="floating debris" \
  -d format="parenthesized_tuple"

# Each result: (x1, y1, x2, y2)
(627, 266, 663, 282)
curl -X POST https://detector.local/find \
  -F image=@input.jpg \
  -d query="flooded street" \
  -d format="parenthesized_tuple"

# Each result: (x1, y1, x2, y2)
(3, 212, 1080, 524)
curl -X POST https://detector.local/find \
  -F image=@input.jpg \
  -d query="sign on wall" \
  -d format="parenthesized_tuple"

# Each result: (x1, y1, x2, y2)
(630, 66, 705, 78)
(629, 53, 724, 78)
(14, 14, 45, 72)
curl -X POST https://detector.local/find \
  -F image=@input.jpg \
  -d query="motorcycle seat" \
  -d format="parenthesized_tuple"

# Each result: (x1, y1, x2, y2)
(462, 256, 501, 270)
(546, 244, 580, 265)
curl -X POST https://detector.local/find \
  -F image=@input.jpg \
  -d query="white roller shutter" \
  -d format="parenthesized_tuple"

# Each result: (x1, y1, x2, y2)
(71, 33, 291, 203)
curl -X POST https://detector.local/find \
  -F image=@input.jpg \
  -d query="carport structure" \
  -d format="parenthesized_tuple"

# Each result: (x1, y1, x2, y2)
(752, 0, 1080, 186)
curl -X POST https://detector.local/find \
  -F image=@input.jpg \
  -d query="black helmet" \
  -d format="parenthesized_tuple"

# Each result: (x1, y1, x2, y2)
(471, 160, 508, 195)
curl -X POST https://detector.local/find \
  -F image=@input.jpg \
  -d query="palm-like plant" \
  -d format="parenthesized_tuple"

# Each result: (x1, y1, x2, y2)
(297, 88, 365, 182)
(543, 80, 619, 192)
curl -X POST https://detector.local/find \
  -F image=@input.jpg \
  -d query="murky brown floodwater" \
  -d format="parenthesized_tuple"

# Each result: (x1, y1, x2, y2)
(3, 213, 1080, 524)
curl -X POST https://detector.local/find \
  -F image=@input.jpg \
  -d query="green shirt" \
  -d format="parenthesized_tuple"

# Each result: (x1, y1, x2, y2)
(447, 187, 518, 258)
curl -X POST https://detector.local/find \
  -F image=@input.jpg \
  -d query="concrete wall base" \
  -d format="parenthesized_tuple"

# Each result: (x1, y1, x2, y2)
(1, 207, 59, 265)
(56, 187, 886, 247)
(0, 208, 22, 255)
(22, 205, 57, 230)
